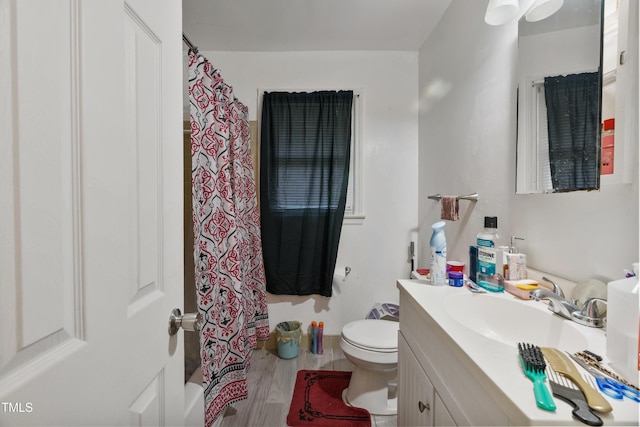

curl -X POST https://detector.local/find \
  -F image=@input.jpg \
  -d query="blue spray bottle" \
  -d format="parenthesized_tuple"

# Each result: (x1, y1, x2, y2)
(430, 221, 447, 285)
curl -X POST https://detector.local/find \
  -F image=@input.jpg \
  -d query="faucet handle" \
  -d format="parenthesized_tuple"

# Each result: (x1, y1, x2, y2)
(542, 276, 564, 299)
(571, 297, 607, 328)
(582, 297, 607, 317)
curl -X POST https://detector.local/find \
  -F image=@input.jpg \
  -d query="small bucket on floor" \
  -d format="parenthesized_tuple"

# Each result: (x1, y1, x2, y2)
(276, 321, 302, 359)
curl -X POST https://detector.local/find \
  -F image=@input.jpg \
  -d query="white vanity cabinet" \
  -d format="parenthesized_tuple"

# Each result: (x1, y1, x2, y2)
(398, 332, 455, 426)
(397, 282, 512, 426)
(396, 279, 639, 426)
(398, 333, 434, 426)
(434, 392, 456, 426)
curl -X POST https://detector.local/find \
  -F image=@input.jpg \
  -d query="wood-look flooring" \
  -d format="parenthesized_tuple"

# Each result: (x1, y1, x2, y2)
(219, 347, 398, 427)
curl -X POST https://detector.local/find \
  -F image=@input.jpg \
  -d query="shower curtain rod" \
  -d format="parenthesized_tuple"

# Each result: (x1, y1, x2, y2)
(182, 33, 199, 54)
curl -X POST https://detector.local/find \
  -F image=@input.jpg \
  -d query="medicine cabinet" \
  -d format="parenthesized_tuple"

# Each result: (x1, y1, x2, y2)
(516, 0, 603, 194)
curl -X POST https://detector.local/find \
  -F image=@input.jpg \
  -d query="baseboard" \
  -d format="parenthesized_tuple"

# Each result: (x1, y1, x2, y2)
(258, 333, 341, 351)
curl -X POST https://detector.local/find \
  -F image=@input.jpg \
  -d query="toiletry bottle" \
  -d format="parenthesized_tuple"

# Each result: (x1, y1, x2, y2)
(311, 321, 318, 354)
(430, 221, 447, 285)
(476, 216, 500, 285)
(448, 271, 464, 287)
(601, 118, 615, 175)
(469, 246, 478, 283)
(505, 236, 526, 280)
(317, 321, 324, 354)
(497, 245, 508, 280)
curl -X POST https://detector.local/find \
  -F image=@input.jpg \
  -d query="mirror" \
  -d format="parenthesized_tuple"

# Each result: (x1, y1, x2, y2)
(516, 0, 603, 194)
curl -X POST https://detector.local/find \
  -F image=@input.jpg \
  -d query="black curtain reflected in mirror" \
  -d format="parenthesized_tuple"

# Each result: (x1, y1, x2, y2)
(260, 91, 353, 297)
(544, 72, 601, 192)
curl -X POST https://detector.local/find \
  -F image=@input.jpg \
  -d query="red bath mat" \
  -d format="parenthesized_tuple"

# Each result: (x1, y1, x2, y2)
(287, 370, 371, 427)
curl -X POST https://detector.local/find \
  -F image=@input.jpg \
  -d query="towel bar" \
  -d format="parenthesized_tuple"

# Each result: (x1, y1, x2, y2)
(428, 193, 479, 202)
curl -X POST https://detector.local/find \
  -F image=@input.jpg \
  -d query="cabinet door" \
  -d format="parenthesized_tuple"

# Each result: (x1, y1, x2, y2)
(398, 333, 434, 426)
(435, 392, 457, 426)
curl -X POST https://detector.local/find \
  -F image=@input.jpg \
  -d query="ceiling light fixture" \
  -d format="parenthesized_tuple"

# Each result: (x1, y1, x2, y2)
(484, 0, 520, 26)
(525, 0, 564, 22)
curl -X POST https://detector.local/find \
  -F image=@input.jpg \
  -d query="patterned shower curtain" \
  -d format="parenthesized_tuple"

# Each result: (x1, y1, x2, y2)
(188, 52, 270, 426)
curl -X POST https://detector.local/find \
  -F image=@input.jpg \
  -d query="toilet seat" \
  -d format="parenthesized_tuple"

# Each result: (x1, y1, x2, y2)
(341, 319, 399, 353)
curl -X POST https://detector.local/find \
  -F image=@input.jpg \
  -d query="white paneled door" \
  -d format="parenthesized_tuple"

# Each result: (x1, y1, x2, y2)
(0, 0, 184, 426)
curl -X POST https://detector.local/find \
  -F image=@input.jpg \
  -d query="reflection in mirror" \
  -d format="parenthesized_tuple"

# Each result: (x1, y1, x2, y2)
(516, 0, 603, 194)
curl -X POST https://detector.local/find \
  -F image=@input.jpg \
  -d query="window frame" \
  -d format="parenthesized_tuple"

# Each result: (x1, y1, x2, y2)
(533, 81, 554, 193)
(257, 88, 365, 224)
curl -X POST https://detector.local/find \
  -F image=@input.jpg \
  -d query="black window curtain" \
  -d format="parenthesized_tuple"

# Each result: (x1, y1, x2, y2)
(260, 91, 353, 297)
(544, 72, 601, 192)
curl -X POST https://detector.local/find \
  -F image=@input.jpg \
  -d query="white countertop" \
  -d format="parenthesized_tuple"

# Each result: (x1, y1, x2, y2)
(397, 279, 639, 426)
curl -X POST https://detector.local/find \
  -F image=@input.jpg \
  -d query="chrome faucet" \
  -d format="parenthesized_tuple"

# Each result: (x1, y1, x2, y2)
(542, 276, 564, 299)
(529, 278, 606, 327)
(572, 298, 607, 328)
(529, 287, 579, 320)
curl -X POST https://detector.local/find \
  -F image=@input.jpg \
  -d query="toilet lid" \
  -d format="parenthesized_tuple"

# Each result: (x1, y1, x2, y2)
(342, 319, 399, 351)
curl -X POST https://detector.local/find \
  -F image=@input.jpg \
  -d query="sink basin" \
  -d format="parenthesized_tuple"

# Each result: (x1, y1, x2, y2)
(444, 293, 589, 350)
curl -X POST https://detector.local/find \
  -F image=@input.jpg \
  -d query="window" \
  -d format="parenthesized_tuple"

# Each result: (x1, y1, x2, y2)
(257, 89, 364, 222)
(259, 90, 360, 296)
(344, 92, 363, 220)
(520, 73, 599, 193)
(534, 83, 554, 193)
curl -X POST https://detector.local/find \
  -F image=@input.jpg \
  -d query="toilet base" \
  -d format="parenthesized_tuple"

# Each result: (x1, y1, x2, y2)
(342, 366, 397, 416)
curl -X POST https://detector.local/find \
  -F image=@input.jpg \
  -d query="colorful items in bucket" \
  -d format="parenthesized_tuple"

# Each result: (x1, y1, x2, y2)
(310, 321, 324, 354)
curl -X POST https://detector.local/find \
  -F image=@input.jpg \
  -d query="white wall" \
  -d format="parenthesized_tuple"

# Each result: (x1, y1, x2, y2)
(417, 0, 517, 273)
(518, 25, 600, 81)
(186, 1, 637, 336)
(418, 0, 638, 285)
(195, 51, 419, 334)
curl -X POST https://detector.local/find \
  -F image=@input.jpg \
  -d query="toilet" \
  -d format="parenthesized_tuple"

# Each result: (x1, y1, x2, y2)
(340, 319, 399, 415)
